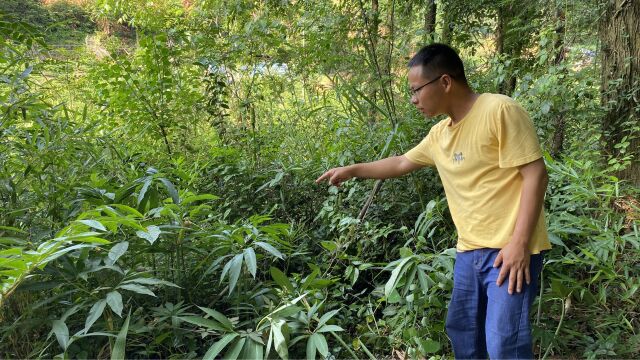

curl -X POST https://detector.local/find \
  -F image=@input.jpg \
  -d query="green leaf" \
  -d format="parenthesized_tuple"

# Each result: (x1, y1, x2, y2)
(77, 220, 107, 232)
(203, 333, 238, 360)
(197, 306, 234, 331)
(158, 177, 180, 204)
(106, 242, 128, 266)
(135, 225, 161, 244)
(243, 248, 257, 278)
(311, 333, 328, 358)
(180, 316, 227, 331)
(227, 253, 243, 294)
(52, 320, 69, 350)
(270, 267, 294, 292)
(417, 338, 441, 354)
(137, 177, 153, 206)
(320, 241, 337, 252)
(317, 324, 343, 333)
(124, 277, 180, 288)
(84, 299, 107, 334)
(181, 194, 219, 205)
(106, 291, 123, 317)
(384, 257, 414, 298)
(271, 318, 288, 360)
(305, 335, 316, 360)
(224, 337, 246, 360)
(255, 241, 284, 259)
(118, 284, 156, 297)
(111, 314, 130, 360)
(317, 309, 339, 328)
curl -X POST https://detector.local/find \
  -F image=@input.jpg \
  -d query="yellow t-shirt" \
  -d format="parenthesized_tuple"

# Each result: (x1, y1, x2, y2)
(405, 93, 551, 254)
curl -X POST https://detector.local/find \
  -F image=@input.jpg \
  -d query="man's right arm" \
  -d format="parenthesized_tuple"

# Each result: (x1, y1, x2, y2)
(315, 155, 425, 187)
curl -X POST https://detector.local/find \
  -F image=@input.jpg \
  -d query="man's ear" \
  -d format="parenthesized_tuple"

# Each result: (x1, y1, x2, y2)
(442, 74, 453, 93)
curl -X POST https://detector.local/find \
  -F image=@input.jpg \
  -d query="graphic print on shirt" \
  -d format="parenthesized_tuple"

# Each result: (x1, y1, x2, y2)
(453, 152, 465, 165)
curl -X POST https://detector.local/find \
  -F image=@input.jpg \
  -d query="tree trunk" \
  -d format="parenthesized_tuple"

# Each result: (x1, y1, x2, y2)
(441, 3, 453, 44)
(496, 4, 517, 95)
(599, 0, 640, 185)
(424, 0, 437, 42)
(550, 6, 567, 158)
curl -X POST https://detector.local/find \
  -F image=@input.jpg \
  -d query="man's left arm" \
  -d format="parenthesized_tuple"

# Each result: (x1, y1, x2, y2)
(493, 158, 549, 294)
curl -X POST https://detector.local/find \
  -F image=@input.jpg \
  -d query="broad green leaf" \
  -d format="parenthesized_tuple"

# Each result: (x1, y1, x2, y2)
(106, 242, 128, 266)
(417, 338, 441, 354)
(158, 178, 180, 204)
(84, 299, 107, 334)
(228, 253, 244, 294)
(271, 318, 288, 360)
(181, 194, 219, 205)
(123, 277, 179, 288)
(135, 225, 161, 244)
(305, 335, 316, 360)
(224, 337, 246, 360)
(203, 333, 238, 360)
(77, 220, 107, 232)
(108, 204, 144, 218)
(243, 248, 257, 278)
(311, 333, 328, 358)
(255, 241, 284, 259)
(317, 324, 344, 333)
(0, 226, 27, 234)
(111, 314, 130, 360)
(106, 291, 123, 317)
(270, 267, 294, 292)
(320, 241, 337, 252)
(241, 338, 263, 360)
(137, 177, 153, 206)
(317, 309, 339, 328)
(384, 256, 414, 298)
(118, 284, 155, 297)
(52, 319, 69, 350)
(197, 306, 234, 331)
(180, 316, 226, 331)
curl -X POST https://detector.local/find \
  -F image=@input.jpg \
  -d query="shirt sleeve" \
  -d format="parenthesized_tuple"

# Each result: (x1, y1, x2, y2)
(404, 128, 436, 166)
(494, 101, 543, 168)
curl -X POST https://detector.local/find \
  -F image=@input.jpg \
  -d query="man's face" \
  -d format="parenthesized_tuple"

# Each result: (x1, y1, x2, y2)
(408, 66, 445, 117)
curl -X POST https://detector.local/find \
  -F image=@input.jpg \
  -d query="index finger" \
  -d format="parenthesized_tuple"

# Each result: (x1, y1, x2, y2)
(316, 170, 332, 183)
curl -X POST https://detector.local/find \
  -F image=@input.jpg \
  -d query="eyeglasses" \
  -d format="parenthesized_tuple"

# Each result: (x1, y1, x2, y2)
(409, 74, 444, 96)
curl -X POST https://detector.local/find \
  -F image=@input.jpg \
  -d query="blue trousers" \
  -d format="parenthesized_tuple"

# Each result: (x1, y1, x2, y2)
(445, 249, 543, 359)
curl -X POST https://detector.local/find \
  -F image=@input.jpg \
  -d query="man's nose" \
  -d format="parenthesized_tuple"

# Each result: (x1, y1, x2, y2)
(411, 95, 418, 104)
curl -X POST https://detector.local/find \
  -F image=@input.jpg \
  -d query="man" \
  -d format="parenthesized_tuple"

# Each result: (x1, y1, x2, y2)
(316, 43, 551, 359)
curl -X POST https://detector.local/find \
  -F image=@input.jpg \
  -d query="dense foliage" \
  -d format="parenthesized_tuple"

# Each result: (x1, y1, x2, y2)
(0, 0, 638, 359)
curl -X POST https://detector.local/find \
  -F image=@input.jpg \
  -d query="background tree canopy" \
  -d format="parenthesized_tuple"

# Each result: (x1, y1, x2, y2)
(0, 0, 638, 359)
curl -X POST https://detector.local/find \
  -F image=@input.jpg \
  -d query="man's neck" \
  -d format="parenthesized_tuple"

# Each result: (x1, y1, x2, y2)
(447, 90, 480, 125)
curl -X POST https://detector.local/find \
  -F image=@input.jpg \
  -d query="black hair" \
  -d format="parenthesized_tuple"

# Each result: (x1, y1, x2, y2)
(408, 43, 468, 85)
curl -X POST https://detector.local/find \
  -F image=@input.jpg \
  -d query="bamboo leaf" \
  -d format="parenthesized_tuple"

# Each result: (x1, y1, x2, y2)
(254, 242, 284, 259)
(52, 319, 69, 350)
(203, 333, 238, 360)
(311, 333, 328, 358)
(106, 242, 128, 266)
(106, 291, 123, 317)
(197, 306, 234, 331)
(270, 267, 294, 292)
(243, 247, 257, 278)
(118, 284, 156, 297)
(77, 220, 107, 232)
(110, 314, 130, 360)
(228, 253, 244, 294)
(180, 315, 227, 331)
(224, 337, 246, 360)
(83, 299, 107, 334)
(158, 177, 180, 204)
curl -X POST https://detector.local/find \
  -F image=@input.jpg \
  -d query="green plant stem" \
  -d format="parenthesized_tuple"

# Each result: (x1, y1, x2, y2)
(329, 331, 360, 360)
(541, 297, 566, 360)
